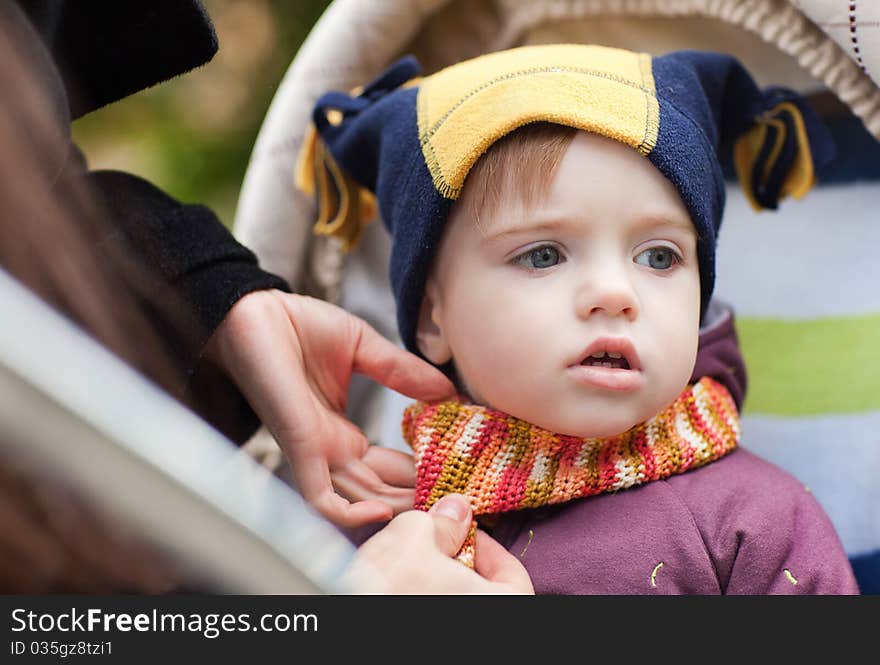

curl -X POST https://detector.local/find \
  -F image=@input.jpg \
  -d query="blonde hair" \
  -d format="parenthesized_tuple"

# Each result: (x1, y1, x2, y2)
(460, 122, 577, 230)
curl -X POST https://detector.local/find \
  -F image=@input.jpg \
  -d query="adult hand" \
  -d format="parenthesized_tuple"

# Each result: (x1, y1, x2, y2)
(344, 494, 534, 594)
(205, 289, 455, 528)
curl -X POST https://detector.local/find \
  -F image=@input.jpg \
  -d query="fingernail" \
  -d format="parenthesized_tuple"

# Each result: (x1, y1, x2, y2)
(430, 494, 470, 522)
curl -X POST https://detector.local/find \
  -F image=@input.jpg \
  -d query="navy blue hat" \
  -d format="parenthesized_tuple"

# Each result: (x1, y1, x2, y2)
(297, 45, 833, 357)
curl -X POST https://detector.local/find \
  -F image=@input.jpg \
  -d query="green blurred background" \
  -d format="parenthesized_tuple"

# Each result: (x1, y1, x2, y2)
(73, 0, 332, 228)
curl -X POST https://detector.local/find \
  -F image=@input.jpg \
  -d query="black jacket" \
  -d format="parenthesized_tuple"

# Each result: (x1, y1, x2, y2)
(6, 0, 289, 442)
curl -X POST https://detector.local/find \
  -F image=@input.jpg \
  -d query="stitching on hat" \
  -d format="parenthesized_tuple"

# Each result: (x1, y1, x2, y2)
(637, 52, 659, 155)
(419, 65, 657, 145)
(638, 57, 651, 155)
(421, 131, 447, 198)
(420, 65, 660, 197)
(652, 89, 726, 215)
(416, 84, 453, 200)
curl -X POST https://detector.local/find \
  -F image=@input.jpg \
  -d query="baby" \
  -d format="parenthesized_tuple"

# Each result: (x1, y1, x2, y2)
(299, 44, 857, 594)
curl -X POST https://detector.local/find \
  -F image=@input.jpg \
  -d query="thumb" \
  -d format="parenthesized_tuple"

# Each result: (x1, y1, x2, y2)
(427, 494, 473, 556)
(473, 530, 534, 593)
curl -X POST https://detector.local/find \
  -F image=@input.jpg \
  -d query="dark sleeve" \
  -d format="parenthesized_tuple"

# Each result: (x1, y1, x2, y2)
(16, 0, 218, 119)
(89, 169, 290, 444)
(89, 169, 289, 339)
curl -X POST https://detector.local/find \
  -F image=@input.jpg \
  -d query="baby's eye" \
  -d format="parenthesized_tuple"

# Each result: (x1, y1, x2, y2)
(634, 246, 681, 270)
(515, 245, 563, 270)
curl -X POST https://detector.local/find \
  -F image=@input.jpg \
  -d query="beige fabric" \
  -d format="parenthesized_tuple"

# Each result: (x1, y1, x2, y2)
(405, 0, 880, 131)
(524, 16, 822, 90)
(792, 0, 879, 83)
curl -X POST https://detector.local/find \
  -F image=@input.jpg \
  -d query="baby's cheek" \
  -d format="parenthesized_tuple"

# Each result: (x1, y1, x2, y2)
(449, 281, 561, 405)
(654, 327, 699, 407)
(453, 335, 537, 409)
(678, 326, 700, 382)
(471, 351, 551, 418)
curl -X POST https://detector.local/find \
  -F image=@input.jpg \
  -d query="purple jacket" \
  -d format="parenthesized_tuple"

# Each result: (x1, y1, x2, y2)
(489, 447, 856, 594)
(485, 306, 858, 594)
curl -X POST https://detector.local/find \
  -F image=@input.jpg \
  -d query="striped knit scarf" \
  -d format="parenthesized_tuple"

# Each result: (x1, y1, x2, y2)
(402, 376, 739, 567)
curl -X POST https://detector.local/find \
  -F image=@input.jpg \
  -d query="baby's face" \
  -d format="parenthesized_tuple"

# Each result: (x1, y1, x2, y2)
(418, 131, 701, 437)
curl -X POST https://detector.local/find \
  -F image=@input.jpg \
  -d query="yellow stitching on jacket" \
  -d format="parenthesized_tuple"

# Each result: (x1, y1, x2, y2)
(651, 562, 665, 588)
(519, 529, 535, 558)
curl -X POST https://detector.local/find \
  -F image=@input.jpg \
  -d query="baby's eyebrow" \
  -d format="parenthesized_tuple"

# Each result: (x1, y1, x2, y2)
(481, 214, 695, 243)
(481, 218, 576, 244)
(634, 215, 696, 237)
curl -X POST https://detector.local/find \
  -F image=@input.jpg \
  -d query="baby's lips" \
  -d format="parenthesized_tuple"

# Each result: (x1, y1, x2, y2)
(573, 336, 642, 371)
(566, 363, 646, 392)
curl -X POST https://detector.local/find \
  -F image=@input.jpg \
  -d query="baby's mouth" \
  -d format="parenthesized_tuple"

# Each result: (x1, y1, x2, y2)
(580, 352, 631, 370)
(571, 336, 642, 373)
(569, 338, 644, 392)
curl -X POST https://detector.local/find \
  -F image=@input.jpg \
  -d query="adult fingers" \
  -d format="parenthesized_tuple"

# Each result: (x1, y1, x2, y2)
(330, 461, 415, 515)
(309, 488, 393, 528)
(292, 454, 393, 527)
(350, 317, 455, 401)
(473, 530, 534, 593)
(361, 446, 417, 488)
(426, 494, 474, 557)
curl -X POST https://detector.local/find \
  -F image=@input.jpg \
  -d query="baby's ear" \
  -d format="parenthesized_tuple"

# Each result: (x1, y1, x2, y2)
(415, 279, 452, 365)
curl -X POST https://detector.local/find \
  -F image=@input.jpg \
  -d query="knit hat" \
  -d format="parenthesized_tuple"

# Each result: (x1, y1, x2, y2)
(297, 44, 833, 356)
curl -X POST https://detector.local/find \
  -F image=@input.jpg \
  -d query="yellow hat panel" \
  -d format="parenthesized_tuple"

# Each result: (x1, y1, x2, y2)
(416, 44, 659, 199)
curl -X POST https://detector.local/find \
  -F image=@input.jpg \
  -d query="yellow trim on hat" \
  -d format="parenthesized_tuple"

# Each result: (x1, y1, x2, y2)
(295, 123, 377, 251)
(776, 101, 816, 199)
(734, 101, 816, 212)
(416, 44, 660, 200)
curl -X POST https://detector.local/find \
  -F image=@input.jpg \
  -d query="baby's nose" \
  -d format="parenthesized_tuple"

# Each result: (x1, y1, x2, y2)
(574, 269, 639, 321)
